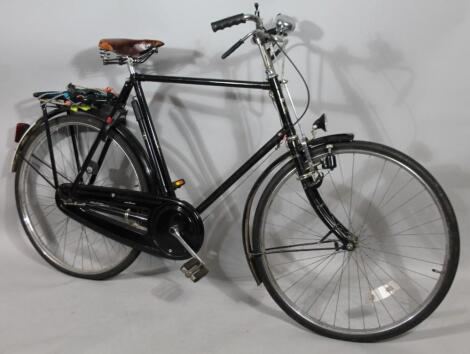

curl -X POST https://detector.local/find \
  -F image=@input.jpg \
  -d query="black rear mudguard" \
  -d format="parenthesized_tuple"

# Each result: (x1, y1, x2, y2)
(12, 109, 156, 194)
(242, 133, 354, 285)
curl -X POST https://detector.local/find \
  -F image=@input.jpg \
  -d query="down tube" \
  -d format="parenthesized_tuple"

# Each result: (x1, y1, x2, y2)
(196, 130, 286, 214)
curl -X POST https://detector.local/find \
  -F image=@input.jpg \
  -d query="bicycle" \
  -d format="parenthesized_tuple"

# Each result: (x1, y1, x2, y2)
(12, 5, 459, 342)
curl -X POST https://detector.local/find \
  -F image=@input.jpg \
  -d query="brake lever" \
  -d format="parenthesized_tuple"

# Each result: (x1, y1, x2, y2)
(221, 40, 244, 59)
(221, 30, 255, 59)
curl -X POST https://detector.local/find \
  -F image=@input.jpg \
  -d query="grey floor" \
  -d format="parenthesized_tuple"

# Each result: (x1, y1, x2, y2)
(1, 209, 469, 354)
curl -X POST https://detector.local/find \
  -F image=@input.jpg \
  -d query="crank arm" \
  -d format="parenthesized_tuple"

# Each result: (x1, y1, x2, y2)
(169, 226, 209, 282)
(169, 227, 205, 265)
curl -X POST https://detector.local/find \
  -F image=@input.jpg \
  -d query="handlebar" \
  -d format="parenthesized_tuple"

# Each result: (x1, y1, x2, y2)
(211, 14, 246, 32)
(211, 12, 295, 59)
(211, 13, 262, 32)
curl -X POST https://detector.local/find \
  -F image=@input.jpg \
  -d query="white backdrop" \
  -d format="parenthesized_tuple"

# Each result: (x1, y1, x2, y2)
(1, 1, 469, 353)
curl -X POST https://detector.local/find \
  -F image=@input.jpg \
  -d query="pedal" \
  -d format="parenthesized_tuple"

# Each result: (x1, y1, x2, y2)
(169, 226, 209, 282)
(180, 258, 209, 282)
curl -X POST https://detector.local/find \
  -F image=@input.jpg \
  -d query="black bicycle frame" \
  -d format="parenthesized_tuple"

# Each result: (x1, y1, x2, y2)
(67, 72, 303, 214)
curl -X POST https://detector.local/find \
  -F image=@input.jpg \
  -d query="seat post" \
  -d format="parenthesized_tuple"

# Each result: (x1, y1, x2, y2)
(126, 57, 136, 75)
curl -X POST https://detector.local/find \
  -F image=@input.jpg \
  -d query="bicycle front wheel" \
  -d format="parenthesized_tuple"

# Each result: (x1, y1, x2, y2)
(15, 113, 148, 279)
(252, 141, 459, 341)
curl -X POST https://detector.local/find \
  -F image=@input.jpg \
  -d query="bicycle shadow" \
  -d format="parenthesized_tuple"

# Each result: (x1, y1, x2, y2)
(406, 141, 470, 226)
(390, 308, 470, 342)
(73, 19, 470, 320)
(7, 18, 469, 327)
(149, 22, 405, 305)
(137, 49, 289, 317)
(182, 21, 470, 325)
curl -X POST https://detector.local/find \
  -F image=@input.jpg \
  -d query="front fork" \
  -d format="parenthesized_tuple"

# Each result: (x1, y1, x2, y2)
(266, 73, 355, 249)
(288, 135, 356, 250)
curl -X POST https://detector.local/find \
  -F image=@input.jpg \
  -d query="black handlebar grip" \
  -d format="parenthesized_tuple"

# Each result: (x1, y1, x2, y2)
(221, 40, 244, 59)
(211, 13, 246, 32)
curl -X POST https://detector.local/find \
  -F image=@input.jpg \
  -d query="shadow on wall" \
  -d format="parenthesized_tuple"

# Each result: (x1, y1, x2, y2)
(292, 20, 416, 145)
(140, 20, 418, 206)
(71, 47, 204, 81)
(7, 14, 470, 320)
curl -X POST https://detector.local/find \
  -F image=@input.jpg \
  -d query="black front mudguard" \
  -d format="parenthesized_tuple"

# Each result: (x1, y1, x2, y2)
(242, 133, 354, 285)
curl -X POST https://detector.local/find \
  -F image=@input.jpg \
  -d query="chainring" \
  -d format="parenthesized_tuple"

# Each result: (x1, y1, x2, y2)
(150, 202, 204, 260)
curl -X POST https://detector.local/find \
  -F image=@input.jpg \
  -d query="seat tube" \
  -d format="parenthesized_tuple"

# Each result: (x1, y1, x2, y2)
(132, 77, 175, 197)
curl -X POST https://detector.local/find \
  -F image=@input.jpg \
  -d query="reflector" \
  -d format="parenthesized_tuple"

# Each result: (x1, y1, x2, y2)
(15, 123, 30, 143)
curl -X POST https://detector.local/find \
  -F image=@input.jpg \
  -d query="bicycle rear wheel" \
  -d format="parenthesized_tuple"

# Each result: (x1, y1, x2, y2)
(252, 141, 459, 341)
(15, 113, 148, 279)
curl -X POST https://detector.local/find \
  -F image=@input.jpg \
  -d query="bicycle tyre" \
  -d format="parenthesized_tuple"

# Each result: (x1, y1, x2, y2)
(252, 140, 459, 341)
(15, 113, 148, 280)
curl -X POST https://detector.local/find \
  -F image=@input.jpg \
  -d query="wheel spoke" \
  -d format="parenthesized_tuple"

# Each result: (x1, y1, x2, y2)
(16, 118, 145, 278)
(255, 142, 457, 339)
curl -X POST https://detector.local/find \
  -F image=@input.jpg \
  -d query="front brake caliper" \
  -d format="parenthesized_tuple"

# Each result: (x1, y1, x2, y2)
(298, 137, 323, 187)
(322, 144, 337, 170)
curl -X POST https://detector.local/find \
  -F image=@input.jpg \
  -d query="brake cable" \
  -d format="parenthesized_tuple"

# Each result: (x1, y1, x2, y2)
(270, 35, 311, 128)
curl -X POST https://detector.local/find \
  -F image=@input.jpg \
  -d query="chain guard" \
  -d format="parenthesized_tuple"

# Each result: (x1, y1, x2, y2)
(57, 183, 204, 260)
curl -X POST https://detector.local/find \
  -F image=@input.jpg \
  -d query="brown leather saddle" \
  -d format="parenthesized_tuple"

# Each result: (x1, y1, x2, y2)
(99, 38, 164, 58)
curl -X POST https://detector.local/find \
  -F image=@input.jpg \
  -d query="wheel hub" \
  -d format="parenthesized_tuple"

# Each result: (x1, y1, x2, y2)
(344, 234, 359, 251)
